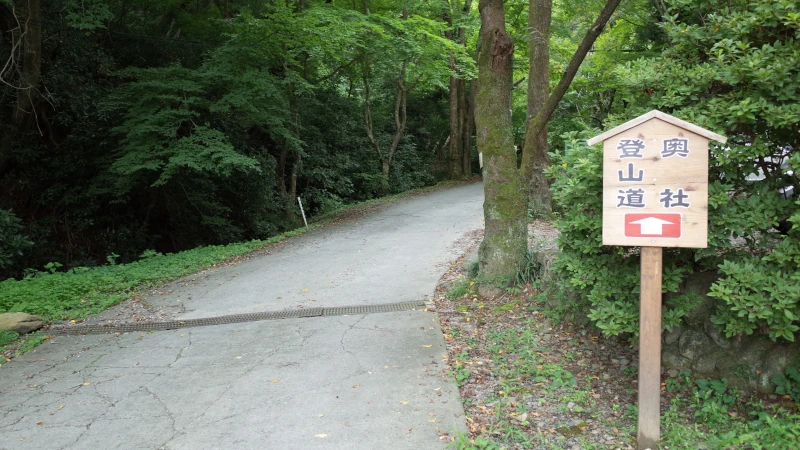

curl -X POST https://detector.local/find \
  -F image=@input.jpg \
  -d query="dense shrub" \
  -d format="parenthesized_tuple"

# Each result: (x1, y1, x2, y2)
(0, 210, 32, 271)
(547, 0, 800, 342)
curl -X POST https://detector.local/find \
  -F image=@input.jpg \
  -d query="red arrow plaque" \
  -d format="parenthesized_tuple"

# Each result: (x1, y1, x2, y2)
(624, 213, 681, 238)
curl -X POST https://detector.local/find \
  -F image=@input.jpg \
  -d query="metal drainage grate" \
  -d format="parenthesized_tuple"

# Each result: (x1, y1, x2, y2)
(49, 301, 428, 335)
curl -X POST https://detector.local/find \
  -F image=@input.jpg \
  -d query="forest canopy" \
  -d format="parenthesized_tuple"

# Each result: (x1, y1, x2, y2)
(0, 0, 476, 277)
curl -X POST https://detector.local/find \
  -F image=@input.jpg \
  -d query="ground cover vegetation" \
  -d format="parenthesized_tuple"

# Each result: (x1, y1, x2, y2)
(437, 233, 800, 449)
(0, 0, 477, 281)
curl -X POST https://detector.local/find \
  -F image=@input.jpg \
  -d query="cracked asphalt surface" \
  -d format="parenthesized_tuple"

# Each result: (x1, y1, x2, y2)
(0, 182, 484, 449)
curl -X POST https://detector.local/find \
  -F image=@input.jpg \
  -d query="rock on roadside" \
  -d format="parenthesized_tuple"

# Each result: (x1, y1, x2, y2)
(0, 312, 44, 335)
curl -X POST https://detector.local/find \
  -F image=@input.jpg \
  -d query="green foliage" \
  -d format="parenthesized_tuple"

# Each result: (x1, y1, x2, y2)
(0, 330, 19, 347)
(446, 432, 503, 450)
(0, 0, 468, 280)
(513, 251, 541, 286)
(616, 0, 800, 342)
(547, 0, 800, 342)
(545, 133, 693, 337)
(771, 365, 800, 401)
(695, 378, 739, 407)
(660, 374, 800, 448)
(447, 279, 472, 299)
(0, 232, 301, 321)
(0, 209, 32, 270)
(14, 332, 48, 356)
(451, 365, 471, 387)
(63, 0, 113, 31)
(719, 412, 800, 449)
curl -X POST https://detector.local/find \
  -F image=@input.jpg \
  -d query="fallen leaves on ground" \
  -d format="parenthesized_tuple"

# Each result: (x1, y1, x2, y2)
(433, 226, 639, 449)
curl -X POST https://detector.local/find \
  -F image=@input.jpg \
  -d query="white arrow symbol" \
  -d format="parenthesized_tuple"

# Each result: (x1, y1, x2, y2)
(631, 217, 674, 235)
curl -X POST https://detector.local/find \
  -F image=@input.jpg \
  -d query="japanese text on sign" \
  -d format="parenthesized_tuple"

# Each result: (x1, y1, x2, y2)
(615, 138, 693, 210)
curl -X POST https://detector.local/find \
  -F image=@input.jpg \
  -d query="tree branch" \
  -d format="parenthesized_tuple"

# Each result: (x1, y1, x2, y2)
(313, 54, 364, 84)
(363, 72, 384, 160)
(527, 0, 622, 136)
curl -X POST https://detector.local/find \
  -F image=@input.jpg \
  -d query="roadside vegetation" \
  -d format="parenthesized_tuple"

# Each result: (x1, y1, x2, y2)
(436, 243, 800, 449)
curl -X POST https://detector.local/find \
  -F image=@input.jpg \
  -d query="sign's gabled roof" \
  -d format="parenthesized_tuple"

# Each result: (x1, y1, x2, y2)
(587, 110, 728, 146)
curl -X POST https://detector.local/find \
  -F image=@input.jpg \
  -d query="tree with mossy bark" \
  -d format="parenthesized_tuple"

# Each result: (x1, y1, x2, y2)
(474, 0, 621, 279)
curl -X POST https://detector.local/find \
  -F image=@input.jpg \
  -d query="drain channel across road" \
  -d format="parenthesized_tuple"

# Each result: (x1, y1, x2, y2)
(49, 301, 430, 335)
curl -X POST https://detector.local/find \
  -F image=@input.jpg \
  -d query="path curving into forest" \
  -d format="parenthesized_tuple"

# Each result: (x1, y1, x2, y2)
(0, 182, 484, 450)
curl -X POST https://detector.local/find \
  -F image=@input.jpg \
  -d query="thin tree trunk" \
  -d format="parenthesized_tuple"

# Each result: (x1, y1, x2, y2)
(13, 0, 41, 129)
(458, 0, 474, 180)
(462, 43, 480, 179)
(362, 8, 411, 195)
(445, 0, 474, 180)
(522, 0, 622, 214)
(522, 0, 552, 214)
(277, 146, 288, 198)
(386, 61, 408, 163)
(524, 0, 622, 140)
(458, 77, 470, 177)
(475, 0, 527, 279)
(448, 57, 464, 179)
(381, 158, 390, 178)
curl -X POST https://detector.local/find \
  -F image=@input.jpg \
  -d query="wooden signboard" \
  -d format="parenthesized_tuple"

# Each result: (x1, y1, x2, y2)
(588, 110, 726, 248)
(588, 110, 726, 450)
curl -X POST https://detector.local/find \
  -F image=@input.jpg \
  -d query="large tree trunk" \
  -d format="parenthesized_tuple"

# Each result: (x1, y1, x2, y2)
(522, 0, 552, 215)
(475, 0, 527, 279)
(13, 0, 41, 129)
(475, 0, 621, 281)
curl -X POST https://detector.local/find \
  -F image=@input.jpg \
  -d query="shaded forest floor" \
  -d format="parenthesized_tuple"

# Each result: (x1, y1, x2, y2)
(435, 226, 800, 450)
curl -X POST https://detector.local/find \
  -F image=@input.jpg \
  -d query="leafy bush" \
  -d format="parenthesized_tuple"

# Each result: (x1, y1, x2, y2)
(771, 365, 800, 401)
(545, 134, 697, 337)
(546, 0, 800, 342)
(0, 209, 32, 271)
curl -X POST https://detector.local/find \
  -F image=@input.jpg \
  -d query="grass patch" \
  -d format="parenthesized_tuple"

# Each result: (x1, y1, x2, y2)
(0, 231, 306, 322)
(0, 330, 19, 346)
(447, 278, 475, 299)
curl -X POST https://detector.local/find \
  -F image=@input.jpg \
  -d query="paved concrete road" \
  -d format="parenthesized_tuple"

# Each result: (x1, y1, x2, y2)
(0, 183, 484, 450)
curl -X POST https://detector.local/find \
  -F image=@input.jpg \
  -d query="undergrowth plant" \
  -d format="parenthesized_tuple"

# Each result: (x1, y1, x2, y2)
(771, 365, 800, 401)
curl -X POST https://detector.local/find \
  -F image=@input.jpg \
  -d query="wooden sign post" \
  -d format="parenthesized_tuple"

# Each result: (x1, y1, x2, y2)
(587, 110, 726, 450)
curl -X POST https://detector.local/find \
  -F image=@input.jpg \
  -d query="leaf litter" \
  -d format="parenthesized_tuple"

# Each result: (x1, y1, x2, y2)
(434, 226, 639, 449)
